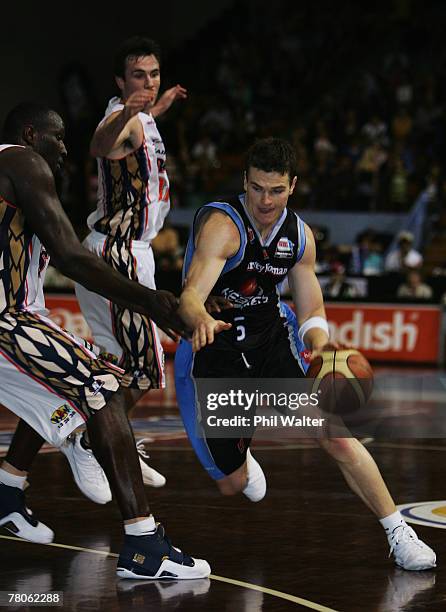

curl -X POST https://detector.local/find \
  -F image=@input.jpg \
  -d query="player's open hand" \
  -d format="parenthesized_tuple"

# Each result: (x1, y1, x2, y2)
(204, 295, 233, 314)
(145, 290, 188, 341)
(151, 85, 187, 117)
(192, 318, 231, 352)
(309, 342, 351, 361)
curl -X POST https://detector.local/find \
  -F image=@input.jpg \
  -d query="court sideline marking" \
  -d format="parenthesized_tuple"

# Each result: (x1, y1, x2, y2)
(0, 535, 339, 611)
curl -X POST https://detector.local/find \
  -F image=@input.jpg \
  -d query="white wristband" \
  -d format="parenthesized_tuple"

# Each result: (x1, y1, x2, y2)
(298, 316, 329, 344)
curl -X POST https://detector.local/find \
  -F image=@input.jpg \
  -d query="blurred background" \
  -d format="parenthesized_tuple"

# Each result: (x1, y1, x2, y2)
(3, 0, 446, 364)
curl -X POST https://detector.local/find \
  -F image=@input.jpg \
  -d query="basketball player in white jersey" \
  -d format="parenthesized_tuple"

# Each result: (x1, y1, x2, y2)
(66, 37, 187, 500)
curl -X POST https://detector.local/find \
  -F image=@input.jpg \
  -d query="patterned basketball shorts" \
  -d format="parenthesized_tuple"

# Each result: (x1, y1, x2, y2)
(0, 310, 124, 446)
(74, 231, 165, 391)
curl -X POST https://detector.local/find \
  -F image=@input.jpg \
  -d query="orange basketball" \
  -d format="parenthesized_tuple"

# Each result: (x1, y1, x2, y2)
(306, 348, 374, 422)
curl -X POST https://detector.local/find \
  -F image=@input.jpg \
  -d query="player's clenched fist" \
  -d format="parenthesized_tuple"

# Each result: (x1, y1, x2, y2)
(123, 90, 154, 119)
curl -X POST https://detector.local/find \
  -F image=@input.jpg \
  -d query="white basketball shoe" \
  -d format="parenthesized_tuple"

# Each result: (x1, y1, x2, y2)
(242, 448, 266, 502)
(135, 439, 166, 488)
(388, 523, 436, 571)
(61, 433, 166, 504)
(60, 433, 112, 504)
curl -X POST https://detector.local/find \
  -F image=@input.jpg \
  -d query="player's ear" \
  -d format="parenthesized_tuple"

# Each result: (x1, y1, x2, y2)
(243, 171, 248, 191)
(22, 125, 36, 147)
(115, 75, 125, 94)
(289, 175, 297, 195)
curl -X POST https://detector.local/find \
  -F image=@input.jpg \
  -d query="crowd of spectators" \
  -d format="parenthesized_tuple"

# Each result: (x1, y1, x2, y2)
(163, 0, 446, 212)
(44, 1, 446, 302)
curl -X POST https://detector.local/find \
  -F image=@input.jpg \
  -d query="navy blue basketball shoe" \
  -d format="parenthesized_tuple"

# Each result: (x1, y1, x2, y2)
(0, 483, 54, 544)
(116, 523, 211, 580)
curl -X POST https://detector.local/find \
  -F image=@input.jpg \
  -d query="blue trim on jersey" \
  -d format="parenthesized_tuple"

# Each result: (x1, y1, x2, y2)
(295, 216, 306, 263)
(182, 202, 247, 284)
(279, 301, 309, 374)
(174, 340, 226, 480)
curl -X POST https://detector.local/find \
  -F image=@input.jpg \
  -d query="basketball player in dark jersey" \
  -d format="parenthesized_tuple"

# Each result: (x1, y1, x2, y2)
(174, 137, 435, 571)
(0, 102, 209, 579)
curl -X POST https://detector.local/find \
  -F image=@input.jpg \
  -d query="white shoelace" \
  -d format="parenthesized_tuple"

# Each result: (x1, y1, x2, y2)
(388, 525, 424, 557)
(136, 439, 151, 460)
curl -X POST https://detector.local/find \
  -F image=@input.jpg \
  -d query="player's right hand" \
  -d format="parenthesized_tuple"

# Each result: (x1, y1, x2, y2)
(123, 91, 154, 119)
(145, 289, 188, 341)
(204, 295, 233, 314)
(192, 318, 231, 352)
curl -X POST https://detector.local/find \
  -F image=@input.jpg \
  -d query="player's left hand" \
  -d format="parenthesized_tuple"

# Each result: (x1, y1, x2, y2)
(151, 85, 187, 118)
(309, 342, 351, 361)
(192, 318, 232, 352)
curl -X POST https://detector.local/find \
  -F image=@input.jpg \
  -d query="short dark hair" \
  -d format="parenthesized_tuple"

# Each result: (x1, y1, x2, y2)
(114, 36, 161, 78)
(245, 138, 297, 181)
(2, 103, 56, 143)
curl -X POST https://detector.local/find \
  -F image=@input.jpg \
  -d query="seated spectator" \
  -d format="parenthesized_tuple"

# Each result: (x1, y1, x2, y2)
(384, 231, 423, 272)
(361, 114, 389, 146)
(397, 270, 433, 299)
(349, 229, 378, 275)
(324, 263, 358, 298)
(363, 240, 385, 276)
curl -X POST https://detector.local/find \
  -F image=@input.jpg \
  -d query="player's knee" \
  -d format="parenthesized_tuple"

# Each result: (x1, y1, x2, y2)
(216, 474, 247, 496)
(319, 437, 357, 462)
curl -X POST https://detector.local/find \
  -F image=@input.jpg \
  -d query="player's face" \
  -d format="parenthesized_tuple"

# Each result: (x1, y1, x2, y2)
(117, 54, 161, 107)
(33, 113, 67, 176)
(244, 167, 297, 232)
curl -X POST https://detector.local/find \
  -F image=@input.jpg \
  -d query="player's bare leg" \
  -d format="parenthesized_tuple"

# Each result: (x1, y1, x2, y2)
(3, 419, 44, 474)
(216, 448, 266, 502)
(318, 437, 395, 517)
(319, 437, 436, 570)
(79, 386, 166, 489)
(83, 389, 210, 579)
(217, 462, 248, 496)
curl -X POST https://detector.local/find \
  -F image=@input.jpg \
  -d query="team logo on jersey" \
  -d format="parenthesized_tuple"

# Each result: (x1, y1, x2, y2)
(275, 238, 294, 259)
(38, 247, 50, 276)
(300, 349, 312, 364)
(398, 500, 446, 529)
(90, 379, 105, 396)
(51, 404, 76, 429)
(247, 227, 255, 243)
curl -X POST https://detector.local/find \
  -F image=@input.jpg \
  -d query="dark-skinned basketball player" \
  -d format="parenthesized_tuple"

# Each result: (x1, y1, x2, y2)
(0, 102, 209, 580)
(174, 137, 435, 571)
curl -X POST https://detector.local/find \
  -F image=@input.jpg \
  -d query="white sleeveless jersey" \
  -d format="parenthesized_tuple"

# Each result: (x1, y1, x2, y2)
(0, 145, 49, 315)
(87, 97, 170, 243)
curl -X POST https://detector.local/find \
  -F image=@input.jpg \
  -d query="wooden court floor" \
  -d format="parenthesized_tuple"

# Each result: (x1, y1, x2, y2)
(1, 366, 446, 611)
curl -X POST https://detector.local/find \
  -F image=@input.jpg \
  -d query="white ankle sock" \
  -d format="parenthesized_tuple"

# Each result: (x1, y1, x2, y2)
(124, 515, 156, 536)
(380, 510, 405, 535)
(0, 467, 26, 490)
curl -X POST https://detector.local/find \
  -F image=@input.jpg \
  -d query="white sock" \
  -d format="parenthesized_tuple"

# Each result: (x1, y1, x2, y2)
(0, 467, 27, 490)
(124, 515, 157, 536)
(380, 510, 405, 536)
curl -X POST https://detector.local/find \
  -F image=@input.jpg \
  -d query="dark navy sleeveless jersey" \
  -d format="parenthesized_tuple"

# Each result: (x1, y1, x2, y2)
(183, 194, 306, 350)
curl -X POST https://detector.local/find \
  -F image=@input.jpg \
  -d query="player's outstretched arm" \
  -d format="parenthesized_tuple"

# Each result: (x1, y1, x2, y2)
(11, 149, 186, 338)
(89, 90, 152, 158)
(151, 85, 187, 119)
(288, 223, 329, 353)
(178, 211, 239, 351)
